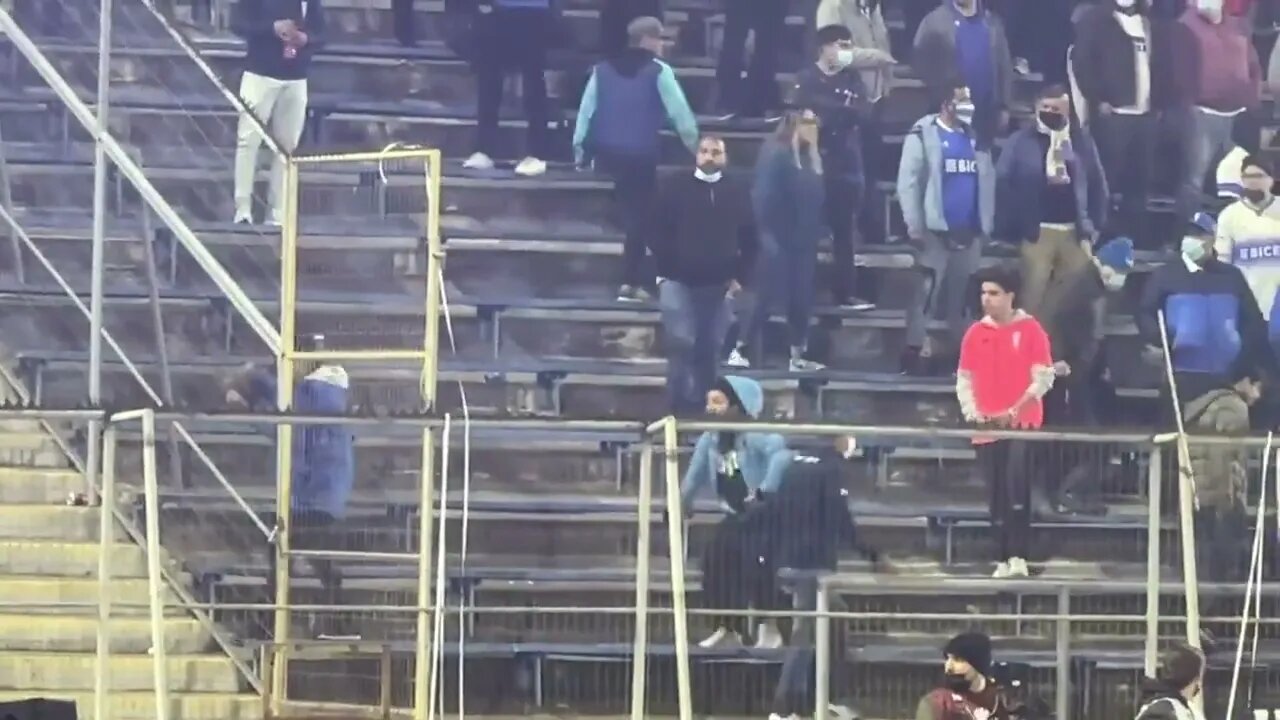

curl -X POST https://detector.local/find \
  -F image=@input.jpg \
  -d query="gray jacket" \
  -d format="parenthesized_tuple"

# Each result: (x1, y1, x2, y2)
(912, 3, 1013, 110)
(815, 0, 894, 102)
(896, 113, 996, 238)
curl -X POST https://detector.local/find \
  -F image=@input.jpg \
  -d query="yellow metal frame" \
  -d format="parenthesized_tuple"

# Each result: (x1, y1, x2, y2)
(275, 148, 443, 720)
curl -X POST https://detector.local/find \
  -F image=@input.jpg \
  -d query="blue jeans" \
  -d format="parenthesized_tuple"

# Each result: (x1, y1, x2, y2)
(659, 280, 730, 413)
(739, 231, 820, 358)
(1177, 107, 1237, 225)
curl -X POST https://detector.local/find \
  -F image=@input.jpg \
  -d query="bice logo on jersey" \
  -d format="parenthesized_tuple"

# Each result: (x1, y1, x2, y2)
(945, 158, 979, 174)
(1235, 240, 1280, 263)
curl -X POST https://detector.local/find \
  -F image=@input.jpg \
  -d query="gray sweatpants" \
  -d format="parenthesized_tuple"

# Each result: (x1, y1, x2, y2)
(905, 232, 983, 352)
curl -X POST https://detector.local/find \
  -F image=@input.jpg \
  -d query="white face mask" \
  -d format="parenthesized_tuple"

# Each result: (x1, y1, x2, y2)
(955, 101, 976, 126)
(694, 168, 722, 183)
(1182, 236, 1208, 263)
(835, 49, 855, 68)
(1101, 267, 1127, 291)
(1196, 0, 1223, 16)
(1116, 0, 1137, 8)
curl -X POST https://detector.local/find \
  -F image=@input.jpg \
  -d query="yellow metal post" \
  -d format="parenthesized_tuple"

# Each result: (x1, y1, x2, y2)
(414, 150, 444, 720)
(663, 417, 693, 720)
(272, 160, 301, 715)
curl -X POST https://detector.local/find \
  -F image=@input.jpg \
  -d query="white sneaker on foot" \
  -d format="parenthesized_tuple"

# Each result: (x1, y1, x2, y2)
(514, 156, 547, 177)
(462, 152, 495, 170)
(1009, 557, 1030, 577)
(789, 356, 825, 372)
(754, 621, 784, 649)
(992, 561, 1013, 579)
(699, 626, 742, 648)
(768, 714, 801, 720)
(233, 209, 252, 224)
(726, 347, 750, 368)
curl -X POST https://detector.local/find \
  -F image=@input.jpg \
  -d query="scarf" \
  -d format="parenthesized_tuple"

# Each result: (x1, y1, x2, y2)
(1036, 115, 1072, 185)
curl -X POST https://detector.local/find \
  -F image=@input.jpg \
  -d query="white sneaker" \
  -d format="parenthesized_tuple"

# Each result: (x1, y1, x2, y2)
(726, 347, 750, 368)
(789, 356, 825, 372)
(992, 561, 1013, 579)
(462, 152, 495, 170)
(1009, 557, 1030, 577)
(768, 714, 801, 720)
(514, 156, 547, 177)
(233, 208, 252, 224)
(698, 626, 742, 648)
(754, 621, 784, 649)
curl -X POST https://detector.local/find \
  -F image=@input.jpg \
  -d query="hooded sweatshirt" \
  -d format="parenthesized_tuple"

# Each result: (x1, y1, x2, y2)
(1179, 9, 1261, 113)
(573, 47, 699, 164)
(955, 310, 1054, 442)
(897, 114, 996, 238)
(650, 170, 757, 287)
(679, 376, 793, 513)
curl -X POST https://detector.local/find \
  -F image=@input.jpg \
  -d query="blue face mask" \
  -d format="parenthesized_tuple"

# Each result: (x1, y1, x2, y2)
(1182, 237, 1207, 263)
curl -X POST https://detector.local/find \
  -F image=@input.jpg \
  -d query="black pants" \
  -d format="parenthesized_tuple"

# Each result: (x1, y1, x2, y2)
(597, 152, 657, 288)
(475, 7, 552, 158)
(1196, 505, 1248, 583)
(989, 0, 1072, 82)
(700, 513, 783, 635)
(978, 440, 1032, 561)
(1093, 112, 1157, 243)
(715, 0, 787, 115)
(823, 174, 862, 304)
(600, 0, 663, 55)
(859, 101, 887, 245)
(392, 0, 416, 45)
(264, 510, 344, 636)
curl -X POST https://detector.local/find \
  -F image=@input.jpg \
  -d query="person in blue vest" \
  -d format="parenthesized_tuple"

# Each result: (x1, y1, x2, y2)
(574, 15, 699, 302)
(225, 354, 355, 638)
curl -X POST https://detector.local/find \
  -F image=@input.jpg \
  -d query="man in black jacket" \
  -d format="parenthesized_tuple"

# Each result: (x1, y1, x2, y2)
(650, 135, 756, 413)
(794, 24, 875, 310)
(231, 0, 325, 225)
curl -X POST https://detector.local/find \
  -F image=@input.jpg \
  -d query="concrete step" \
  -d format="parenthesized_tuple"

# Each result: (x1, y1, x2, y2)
(0, 690, 259, 720)
(0, 613, 211, 654)
(0, 540, 145, 577)
(0, 466, 84, 504)
(0, 576, 181, 616)
(0, 652, 241, 692)
(0, 431, 69, 468)
(0, 505, 103, 542)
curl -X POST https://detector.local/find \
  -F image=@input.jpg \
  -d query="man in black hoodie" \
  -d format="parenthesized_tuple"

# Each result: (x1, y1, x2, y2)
(231, 0, 325, 226)
(650, 136, 756, 414)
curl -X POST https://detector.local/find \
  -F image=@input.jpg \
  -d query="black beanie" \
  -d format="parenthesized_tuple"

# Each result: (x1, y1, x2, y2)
(944, 632, 993, 676)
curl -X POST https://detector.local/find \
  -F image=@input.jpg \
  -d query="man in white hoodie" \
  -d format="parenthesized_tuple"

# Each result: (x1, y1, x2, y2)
(1215, 154, 1280, 348)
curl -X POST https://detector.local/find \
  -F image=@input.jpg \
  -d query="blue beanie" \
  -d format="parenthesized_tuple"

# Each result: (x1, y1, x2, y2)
(1095, 236, 1134, 272)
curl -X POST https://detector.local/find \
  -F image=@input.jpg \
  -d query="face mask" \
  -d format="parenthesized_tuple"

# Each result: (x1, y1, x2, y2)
(695, 167, 723, 183)
(1244, 188, 1269, 204)
(954, 101, 975, 126)
(1196, 0, 1223, 14)
(1037, 111, 1067, 132)
(1102, 269, 1127, 291)
(944, 673, 972, 692)
(835, 49, 855, 68)
(1182, 236, 1207, 263)
(1116, 0, 1140, 11)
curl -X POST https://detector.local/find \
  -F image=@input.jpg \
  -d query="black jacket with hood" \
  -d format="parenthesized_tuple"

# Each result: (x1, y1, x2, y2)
(232, 0, 326, 81)
(1134, 680, 1196, 720)
(650, 171, 757, 287)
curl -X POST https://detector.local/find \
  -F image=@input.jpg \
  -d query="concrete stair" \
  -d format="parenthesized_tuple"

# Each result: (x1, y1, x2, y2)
(0, 464, 254, 719)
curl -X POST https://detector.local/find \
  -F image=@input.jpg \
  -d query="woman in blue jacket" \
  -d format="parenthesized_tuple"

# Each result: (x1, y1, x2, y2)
(679, 375, 794, 649)
(727, 109, 828, 372)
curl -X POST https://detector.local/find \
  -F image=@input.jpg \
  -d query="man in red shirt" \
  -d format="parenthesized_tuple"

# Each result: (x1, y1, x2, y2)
(956, 266, 1055, 578)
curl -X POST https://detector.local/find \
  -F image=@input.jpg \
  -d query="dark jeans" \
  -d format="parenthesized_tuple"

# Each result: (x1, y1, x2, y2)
(859, 101, 888, 244)
(823, 174, 862, 304)
(475, 7, 552, 158)
(600, 0, 663, 55)
(738, 230, 821, 357)
(715, 0, 787, 114)
(990, 0, 1072, 82)
(263, 509, 344, 637)
(1177, 107, 1238, 224)
(392, 0, 416, 45)
(773, 590, 853, 717)
(1094, 112, 1157, 242)
(978, 440, 1032, 561)
(659, 280, 729, 413)
(596, 152, 657, 288)
(700, 512, 784, 635)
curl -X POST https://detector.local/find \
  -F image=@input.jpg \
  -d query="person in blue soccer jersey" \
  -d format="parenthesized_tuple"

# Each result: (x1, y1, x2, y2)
(896, 79, 995, 375)
(1215, 154, 1280, 356)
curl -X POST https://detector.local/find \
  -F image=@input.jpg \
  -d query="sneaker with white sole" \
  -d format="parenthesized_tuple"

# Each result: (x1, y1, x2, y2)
(462, 151, 495, 170)
(789, 356, 825, 372)
(992, 561, 1013, 579)
(1009, 557, 1030, 577)
(699, 626, 742, 648)
(726, 347, 750, 368)
(617, 284, 650, 302)
(754, 621, 784, 649)
(514, 156, 547, 177)
(233, 208, 253, 224)
(768, 714, 801, 720)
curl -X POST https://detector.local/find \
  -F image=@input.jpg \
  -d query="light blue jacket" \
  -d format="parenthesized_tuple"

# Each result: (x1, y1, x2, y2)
(896, 113, 996, 239)
(678, 376, 793, 513)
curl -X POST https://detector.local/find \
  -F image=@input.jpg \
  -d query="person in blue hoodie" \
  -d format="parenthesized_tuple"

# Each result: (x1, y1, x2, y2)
(678, 376, 794, 649)
(225, 357, 355, 637)
(574, 15, 700, 302)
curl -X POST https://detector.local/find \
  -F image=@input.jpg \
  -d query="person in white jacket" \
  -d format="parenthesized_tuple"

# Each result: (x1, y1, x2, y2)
(1216, 153, 1280, 356)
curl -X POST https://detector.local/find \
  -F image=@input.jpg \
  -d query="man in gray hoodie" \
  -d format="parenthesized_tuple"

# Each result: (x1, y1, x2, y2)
(896, 80, 996, 375)
(912, 0, 1013, 149)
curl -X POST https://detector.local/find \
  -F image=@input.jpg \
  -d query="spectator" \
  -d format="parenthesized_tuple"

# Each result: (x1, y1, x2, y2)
(897, 81, 994, 376)
(231, 0, 325, 225)
(226, 361, 354, 638)
(392, 0, 415, 46)
(574, 16, 699, 302)
(678, 376, 793, 649)
(650, 136, 755, 413)
(714, 0, 787, 118)
(816, 0, 896, 245)
(794, 24, 875, 310)
(727, 109, 826, 372)
(1138, 214, 1271, 406)
(1215, 145, 1250, 199)
(1216, 155, 1280, 349)
(912, 0, 1014, 149)
(1175, 0, 1261, 224)
(956, 266, 1054, 579)
(1073, 0, 1182, 241)
(1135, 642, 1205, 720)
(601, 0, 663, 57)
(1186, 374, 1258, 582)
(996, 83, 1109, 315)
(990, 0, 1074, 83)
(462, 0, 560, 177)
(915, 632, 1016, 720)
